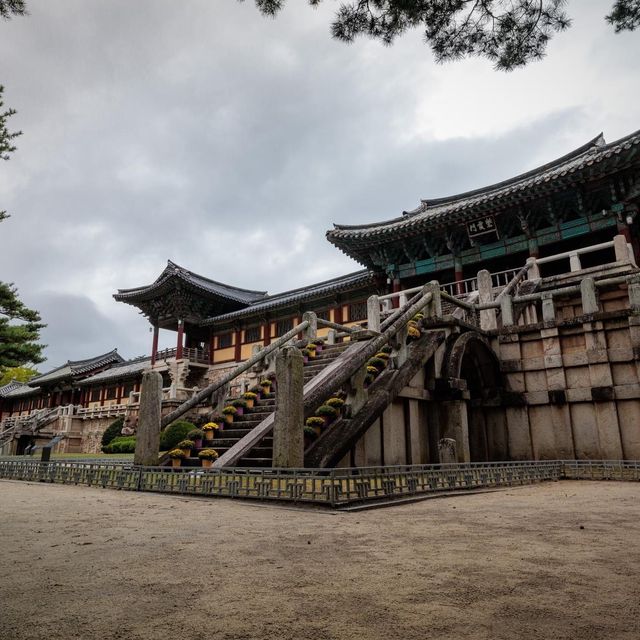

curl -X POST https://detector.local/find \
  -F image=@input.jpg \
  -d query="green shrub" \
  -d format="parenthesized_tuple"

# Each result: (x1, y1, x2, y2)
(104, 436, 136, 454)
(160, 420, 196, 451)
(101, 417, 124, 451)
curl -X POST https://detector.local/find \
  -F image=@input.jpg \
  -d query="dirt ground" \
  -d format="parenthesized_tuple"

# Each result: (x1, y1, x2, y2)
(0, 480, 638, 640)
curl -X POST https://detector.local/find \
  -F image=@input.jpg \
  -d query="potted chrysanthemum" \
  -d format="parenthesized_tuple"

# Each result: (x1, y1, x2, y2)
(168, 448, 187, 468)
(198, 448, 219, 469)
(202, 422, 219, 442)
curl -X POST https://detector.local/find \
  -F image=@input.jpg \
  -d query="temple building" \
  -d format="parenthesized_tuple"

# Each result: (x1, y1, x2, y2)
(1, 128, 639, 461)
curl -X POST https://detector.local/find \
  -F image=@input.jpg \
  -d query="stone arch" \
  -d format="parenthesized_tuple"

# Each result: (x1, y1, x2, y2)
(440, 331, 507, 462)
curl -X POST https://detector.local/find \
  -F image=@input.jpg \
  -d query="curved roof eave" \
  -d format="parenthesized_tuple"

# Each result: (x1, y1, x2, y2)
(328, 128, 640, 243)
(114, 260, 268, 306)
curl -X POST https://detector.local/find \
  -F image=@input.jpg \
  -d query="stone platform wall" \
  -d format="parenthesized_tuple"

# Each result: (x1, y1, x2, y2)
(343, 285, 640, 466)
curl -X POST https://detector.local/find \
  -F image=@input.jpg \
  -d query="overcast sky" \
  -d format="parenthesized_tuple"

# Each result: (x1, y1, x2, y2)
(0, 0, 639, 369)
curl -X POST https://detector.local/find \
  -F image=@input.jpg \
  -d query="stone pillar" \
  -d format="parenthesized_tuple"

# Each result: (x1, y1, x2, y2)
(150, 324, 159, 366)
(613, 234, 630, 263)
(526, 257, 540, 280)
(500, 294, 514, 327)
(541, 293, 555, 323)
(477, 269, 497, 330)
(134, 370, 162, 466)
(367, 295, 381, 333)
(176, 319, 184, 360)
(569, 252, 581, 272)
(425, 281, 443, 318)
(442, 400, 470, 463)
(581, 277, 598, 314)
(302, 311, 317, 342)
(272, 346, 304, 468)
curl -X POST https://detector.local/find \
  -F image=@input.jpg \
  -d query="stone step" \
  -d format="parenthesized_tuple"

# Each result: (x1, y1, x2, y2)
(215, 427, 256, 438)
(236, 457, 272, 468)
(238, 411, 272, 422)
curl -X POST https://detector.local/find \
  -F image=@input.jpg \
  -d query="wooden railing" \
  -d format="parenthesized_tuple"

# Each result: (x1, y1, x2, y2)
(154, 347, 210, 364)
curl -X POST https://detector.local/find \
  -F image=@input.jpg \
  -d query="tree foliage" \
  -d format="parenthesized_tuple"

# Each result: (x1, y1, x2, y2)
(248, 0, 640, 70)
(0, 282, 45, 369)
(0, 366, 39, 386)
(0, 1, 27, 21)
(0, 85, 21, 221)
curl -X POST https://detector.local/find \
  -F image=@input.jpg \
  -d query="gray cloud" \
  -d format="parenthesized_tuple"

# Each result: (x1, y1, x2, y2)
(0, 0, 638, 368)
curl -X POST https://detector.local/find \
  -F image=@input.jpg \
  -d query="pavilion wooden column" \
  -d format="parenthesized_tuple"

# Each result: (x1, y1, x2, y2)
(234, 329, 242, 362)
(454, 257, 464, 295)
(208, 328, 214, 364)
(176, 319, 184, 359)
(150, 324, 159, 366)
(392, 278, 402, 308)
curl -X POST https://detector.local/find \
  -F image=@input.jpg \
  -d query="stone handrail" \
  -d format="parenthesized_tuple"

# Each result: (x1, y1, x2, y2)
(159, 319, 312, 428)
(214, 284, 439, 468)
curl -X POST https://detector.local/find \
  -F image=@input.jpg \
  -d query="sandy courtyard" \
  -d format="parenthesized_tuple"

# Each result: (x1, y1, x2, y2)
(0, 480, 638, 640)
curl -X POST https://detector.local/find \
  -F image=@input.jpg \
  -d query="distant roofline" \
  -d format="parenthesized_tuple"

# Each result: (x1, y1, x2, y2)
(29, 349, 123, 385)
(202, 269, 374, 325)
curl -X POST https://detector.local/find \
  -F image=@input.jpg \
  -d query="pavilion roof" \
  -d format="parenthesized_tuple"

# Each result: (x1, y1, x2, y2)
(201, 269, 375, 325)
(29, 349, 124, 386)
(114, 261, 268, 326)
(78, 356, 151, 386)
(327, 128, 640, 265)
(115, 261, 267, 305)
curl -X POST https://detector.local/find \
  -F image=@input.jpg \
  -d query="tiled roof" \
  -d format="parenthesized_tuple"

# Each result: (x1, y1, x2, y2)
(78, 356, 151, 386)
(29, 350, 124, 386)
(114, 260, 268, 305)
(0, 380, 34, 398)
(201, 269, 375, 325)
(328, 129, 640, 258)
(2, 382, 40, 398)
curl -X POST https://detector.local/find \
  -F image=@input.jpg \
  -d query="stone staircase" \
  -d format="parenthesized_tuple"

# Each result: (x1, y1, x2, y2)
(180, 342, 351, 468)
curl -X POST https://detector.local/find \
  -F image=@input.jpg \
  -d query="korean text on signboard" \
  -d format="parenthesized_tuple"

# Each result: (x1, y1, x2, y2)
(467, 216, 499, 239)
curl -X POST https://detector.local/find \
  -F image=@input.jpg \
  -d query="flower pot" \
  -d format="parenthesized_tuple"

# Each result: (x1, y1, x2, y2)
(171, 458, 182, 468)
(313, 426, 322, 437)
(225, 414, 233, 424)
(245, 399, 255, 409)
(204, 431, 214, 442)
(181, 448, 192, 458)
(193, 438, 203, 449)
(201, 459, 213, 469)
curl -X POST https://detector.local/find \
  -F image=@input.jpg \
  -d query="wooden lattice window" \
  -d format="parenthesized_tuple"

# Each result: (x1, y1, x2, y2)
(244, 326, 261, 343)
(276, 318, 293, 337)
(90, 388, 101, 402)
(105, 386, 117, 400)
(349, 302, 367, 322)
(315, 309, 330, 321)
(218, 333, 232, 349)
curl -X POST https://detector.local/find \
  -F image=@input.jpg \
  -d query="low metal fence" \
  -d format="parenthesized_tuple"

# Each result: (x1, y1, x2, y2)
(0, 459, 637, 507)
(561, 460, 640, 481)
